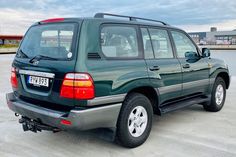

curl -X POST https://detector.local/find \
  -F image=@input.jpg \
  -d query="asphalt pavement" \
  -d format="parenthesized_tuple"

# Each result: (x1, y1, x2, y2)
(0, 54, 236, 157)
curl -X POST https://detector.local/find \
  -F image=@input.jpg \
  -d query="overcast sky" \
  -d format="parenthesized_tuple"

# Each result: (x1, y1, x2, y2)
(0, 0, 236, 35)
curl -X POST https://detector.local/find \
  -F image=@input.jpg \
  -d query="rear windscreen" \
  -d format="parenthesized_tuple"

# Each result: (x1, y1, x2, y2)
(18, 23, 77, 59)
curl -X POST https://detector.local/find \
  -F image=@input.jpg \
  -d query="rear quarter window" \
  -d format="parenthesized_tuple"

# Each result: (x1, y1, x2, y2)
(100, 25, 141, 59)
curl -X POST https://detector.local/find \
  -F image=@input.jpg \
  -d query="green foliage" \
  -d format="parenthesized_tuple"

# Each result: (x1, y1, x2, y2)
(0, 44, 19, 48)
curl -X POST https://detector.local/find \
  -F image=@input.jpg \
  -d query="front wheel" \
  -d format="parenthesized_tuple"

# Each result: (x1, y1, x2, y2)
(116, 93, 153, 148)
(204, 77, 226, 112)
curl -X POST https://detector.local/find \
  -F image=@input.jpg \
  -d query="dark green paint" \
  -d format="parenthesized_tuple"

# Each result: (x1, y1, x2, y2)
(12, 17, 230, 109)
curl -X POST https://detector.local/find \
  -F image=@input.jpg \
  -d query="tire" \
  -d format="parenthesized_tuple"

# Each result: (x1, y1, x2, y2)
(204, 77, 226, 112)
(116, 93, 153, 148)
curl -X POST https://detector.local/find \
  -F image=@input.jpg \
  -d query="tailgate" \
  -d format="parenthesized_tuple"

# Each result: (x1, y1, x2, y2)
(12, 21, 80, 108)
(13, 59, 76, 107)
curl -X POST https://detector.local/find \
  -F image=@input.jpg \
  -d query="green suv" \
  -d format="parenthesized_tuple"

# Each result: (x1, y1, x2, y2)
(6, 13, 230, 148)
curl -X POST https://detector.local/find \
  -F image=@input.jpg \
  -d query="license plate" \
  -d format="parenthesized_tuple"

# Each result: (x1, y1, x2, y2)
(28, 76, 49, 87)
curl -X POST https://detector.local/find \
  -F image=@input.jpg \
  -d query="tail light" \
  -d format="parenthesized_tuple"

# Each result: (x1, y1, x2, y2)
(60, 119, 72, 126)
(60, 73, 95, 100)
(11, 67, 18, 88)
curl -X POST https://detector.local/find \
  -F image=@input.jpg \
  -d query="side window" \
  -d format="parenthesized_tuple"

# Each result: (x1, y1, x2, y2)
(149, 28, 174, 59)
(141, 28, 154, 59)
(101, 25, 140, 58)
(171, 31, 198, 58)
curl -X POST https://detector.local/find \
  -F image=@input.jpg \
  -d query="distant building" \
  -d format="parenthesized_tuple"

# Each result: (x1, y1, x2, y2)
(0, 35, 23, 45)
(188, 27, 236, 45)
(188, 32, 207, 44)
(210, 27, 217, 32)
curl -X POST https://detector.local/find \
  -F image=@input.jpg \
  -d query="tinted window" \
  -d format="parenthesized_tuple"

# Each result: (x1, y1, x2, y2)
(141, 28, 154, 59)
(149, 28, 173, 58)
(18, 23, 76, 59)
(41, 30, 73, 51)
(101, 26, 139, 58)
(171, 31, 198, 58)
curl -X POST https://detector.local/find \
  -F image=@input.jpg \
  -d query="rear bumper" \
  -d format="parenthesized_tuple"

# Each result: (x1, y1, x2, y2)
(6, 93, 121, 130)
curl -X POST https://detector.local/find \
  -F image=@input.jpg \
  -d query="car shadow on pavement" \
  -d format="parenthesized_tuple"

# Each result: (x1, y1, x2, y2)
(39, 104, 206, 148)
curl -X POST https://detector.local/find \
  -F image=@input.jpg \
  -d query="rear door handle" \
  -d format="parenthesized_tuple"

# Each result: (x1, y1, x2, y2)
(149, 66, 160, 71)
(182, 64, 190, 69)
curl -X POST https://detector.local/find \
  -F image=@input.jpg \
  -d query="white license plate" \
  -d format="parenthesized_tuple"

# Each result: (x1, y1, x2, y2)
(28, 76, 49, 87)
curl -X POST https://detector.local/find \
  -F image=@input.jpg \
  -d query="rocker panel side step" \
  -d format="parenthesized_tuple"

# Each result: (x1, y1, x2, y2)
(160, 96, 210, 114)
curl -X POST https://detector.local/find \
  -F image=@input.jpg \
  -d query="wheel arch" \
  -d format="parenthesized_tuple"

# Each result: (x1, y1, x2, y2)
(216, 72, 230, 89)
(125, 86, 161, 115)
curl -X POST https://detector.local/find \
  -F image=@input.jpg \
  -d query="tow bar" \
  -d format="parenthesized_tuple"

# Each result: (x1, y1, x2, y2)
(19, 116, 61, 133)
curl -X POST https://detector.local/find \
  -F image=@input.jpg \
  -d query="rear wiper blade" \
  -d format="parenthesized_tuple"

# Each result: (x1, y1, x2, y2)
(29, 55, 58, 63)
(18, 49, 29, 58)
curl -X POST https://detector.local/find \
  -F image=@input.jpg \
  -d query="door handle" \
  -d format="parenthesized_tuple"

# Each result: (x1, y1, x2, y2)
(183, 64, 190, 69)
(149, 66, 160, 71)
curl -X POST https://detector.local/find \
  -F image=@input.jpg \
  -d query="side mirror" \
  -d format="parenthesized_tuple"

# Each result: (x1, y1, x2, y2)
(202, 48, 211, 58)
(185, 51, 199, 61)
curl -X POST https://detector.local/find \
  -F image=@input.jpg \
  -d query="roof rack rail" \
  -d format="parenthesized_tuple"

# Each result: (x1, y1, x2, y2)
(94, 13, 169, 26)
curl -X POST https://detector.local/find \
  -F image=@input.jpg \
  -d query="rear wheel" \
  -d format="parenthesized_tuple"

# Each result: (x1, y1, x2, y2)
(116, 93, 153, 148)
(204, 77, 226, 112)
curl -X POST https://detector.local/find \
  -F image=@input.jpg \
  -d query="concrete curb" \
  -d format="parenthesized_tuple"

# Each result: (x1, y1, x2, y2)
(0, 48, 17, 54)
(199, 45, 236, 50)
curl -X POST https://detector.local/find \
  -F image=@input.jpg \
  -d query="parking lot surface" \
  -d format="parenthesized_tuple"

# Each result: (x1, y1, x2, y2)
(0, 54, 236, 157)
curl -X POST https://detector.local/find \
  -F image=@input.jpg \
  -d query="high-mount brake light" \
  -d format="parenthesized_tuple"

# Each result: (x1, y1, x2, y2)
(60, 73, 95, 100)
(41, 18, 65, 23)
(11, 67, 18, 88)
